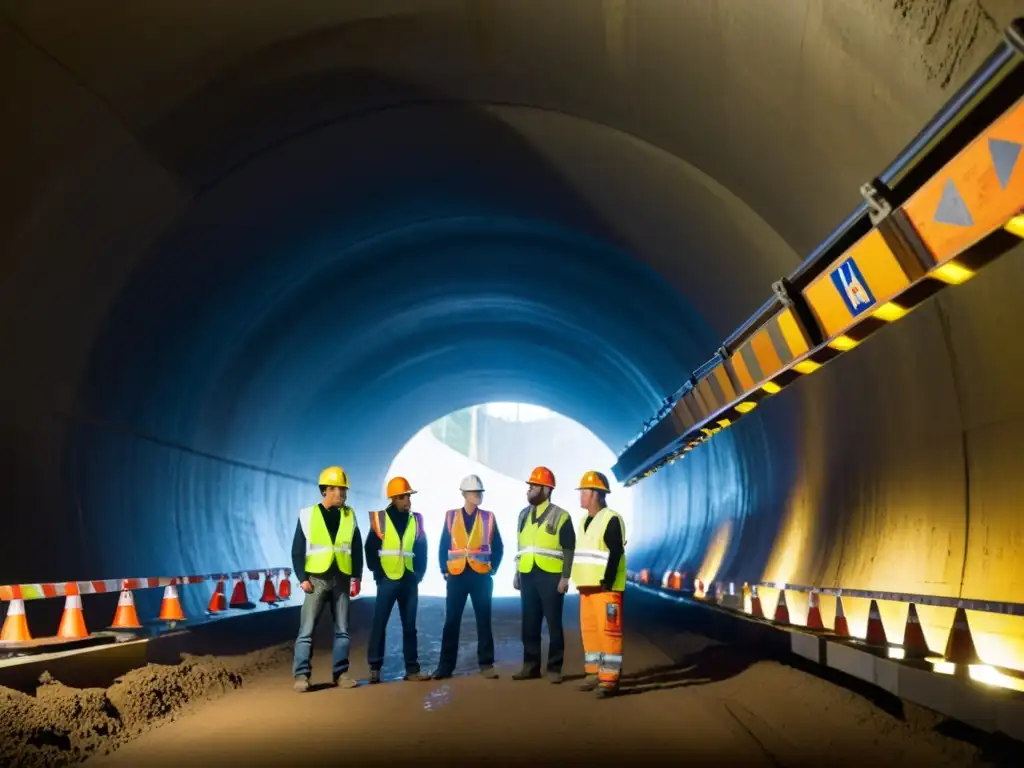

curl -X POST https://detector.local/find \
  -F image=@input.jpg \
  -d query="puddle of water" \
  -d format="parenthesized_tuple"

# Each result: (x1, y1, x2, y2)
(423, 683, 452, 711)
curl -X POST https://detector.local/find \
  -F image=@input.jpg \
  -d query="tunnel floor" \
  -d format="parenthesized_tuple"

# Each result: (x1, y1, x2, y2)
(73, 593, 1007, 767)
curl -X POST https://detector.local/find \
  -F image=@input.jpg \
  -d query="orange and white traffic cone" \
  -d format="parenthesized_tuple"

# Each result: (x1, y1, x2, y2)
(773, 589, 790, 624)
(207, 579, 227, 613)
(278, 570, 292, 600)
(229, 576, 249, 607)
(1, 598, 32, 642)
(864, 599, 887, 646)
(111, 589, 142, 630)
(806, 591, 824, 630)
(750, 585, 764, 618)
(902, 603, 930, 658)
(57, 585, 88, 640)
(943, 606, 980, 665)
(158, 584, 186, 623)
(259, 572, 278, 604)
(833, 595, 850, 637)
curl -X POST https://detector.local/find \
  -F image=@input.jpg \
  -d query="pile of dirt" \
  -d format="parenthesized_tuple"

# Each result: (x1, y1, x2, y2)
(0, 643, 292, 767)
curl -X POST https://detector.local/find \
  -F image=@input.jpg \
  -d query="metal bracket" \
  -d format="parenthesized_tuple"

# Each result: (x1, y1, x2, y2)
(771, 278, 794, 308)
(860, 179, 893, 225)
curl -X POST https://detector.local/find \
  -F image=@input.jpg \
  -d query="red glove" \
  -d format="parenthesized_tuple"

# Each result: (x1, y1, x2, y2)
(350, 578, 361, 598)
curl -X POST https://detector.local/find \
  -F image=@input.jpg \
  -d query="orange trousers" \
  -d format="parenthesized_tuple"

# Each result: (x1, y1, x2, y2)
(579, 588, 623, 688)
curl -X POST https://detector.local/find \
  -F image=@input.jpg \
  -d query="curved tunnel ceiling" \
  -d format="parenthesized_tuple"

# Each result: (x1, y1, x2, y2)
(4, 0, 1024, 657)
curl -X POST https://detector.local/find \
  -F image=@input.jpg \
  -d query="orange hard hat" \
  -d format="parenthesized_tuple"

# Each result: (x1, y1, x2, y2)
(527, 466, 556, 488)
(386, 476, 416, 498)
(576, 470, 611, 493)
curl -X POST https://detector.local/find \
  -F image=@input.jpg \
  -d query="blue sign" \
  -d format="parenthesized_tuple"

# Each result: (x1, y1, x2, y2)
(830, 257, 876, 316)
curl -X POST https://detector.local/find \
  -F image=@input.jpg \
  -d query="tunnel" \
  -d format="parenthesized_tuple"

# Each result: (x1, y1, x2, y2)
(4, 2, 1024, 761)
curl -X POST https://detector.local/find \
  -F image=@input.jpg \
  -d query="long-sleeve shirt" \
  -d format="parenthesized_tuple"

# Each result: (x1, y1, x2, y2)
(517, 499, 575, 578)
(291, 504, 364, 583)
(364, 504, 428, 583)
(437, 508, 505, 577)
(582, 512, 624, 589)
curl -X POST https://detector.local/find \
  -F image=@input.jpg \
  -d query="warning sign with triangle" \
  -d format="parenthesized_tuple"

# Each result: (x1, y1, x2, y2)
(989, 138, 1021, 190)
(934, 179, 974, 228)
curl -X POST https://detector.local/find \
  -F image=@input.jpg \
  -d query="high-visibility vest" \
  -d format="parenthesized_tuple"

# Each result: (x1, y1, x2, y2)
(446, 508, 495, 575)
(571, 507, 627, 591)
(370, 509, 424, 581)
(516, 501, 569, 574)
(299, 504, 357, 575)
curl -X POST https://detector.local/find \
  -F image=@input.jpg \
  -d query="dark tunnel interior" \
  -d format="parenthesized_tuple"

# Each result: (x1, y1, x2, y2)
(3, 0, 1024, 663)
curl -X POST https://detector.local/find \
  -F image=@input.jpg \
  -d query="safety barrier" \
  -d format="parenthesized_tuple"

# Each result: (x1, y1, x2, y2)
(627, 569, 1020, 670)
(0, 567, 292, 644)
(613, 18, 1024, 485)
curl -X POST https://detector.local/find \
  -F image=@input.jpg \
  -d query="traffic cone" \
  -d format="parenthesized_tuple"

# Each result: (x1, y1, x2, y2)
(229, 576, 249, 607)
(864, 599, 887, 646)
(833, 595, 850, 637)
(278, 571, 291, 600)
(111, 589, 142, 629)
(57, 586, 88, 640)
(902, 603, 930, 658)
(158, 584, 186, 623)
(207, 579, 227, 613)
(806, 591, 824, 630)
(750, 585, 764, 618)
(773, 589, 790, 624)
(943, 606, 980, 665)
(259, 572, 278, 604)
(695, 578, 705, 597)
(1, 598, 31, 642)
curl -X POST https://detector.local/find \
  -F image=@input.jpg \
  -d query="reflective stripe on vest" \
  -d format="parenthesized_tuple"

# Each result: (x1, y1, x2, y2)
(570, 507, 627, 591)
(371, 510, 423, 580)
(516, 502, 567, 574)
(300, 505, 357, 575)
(446, 508, 494, 575)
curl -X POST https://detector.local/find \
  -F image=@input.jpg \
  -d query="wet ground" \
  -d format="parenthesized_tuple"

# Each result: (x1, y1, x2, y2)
(1, 593, 1019, 766)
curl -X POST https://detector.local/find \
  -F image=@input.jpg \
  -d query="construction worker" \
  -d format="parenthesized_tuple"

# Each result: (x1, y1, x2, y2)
(291, 466, 363, 692)
(571, 471, 626, 698)
(512, 466, 575, 683)
(432, 474, 504, 680)
(364, 476, 431, 683)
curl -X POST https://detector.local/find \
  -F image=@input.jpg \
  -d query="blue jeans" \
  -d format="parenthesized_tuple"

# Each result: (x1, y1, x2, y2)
(292, 573, 351, 679)
(367, 574, 420, 673)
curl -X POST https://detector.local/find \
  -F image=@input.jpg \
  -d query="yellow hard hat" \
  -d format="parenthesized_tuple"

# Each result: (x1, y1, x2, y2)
(576, 470, 611, 493)
(318, 466, 350, 488)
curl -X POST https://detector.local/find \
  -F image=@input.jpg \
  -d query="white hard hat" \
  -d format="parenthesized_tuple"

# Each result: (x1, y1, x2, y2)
(459, 474, 485, 492)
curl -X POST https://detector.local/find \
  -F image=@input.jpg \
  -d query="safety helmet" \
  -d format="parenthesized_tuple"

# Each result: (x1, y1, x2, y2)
(386, 476, 416, 498)
(576, 470, 611, 493)
(318, 466, 350, 488)
(527, 466, 556, 488)
(459, 474, 485, 493)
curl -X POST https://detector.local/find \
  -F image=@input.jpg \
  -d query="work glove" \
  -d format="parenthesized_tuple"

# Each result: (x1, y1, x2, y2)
(557, 577, 569, 594)
(350, 578, 361, 598)
(513, 572, 521, 591)
(300, 580, 313, 594)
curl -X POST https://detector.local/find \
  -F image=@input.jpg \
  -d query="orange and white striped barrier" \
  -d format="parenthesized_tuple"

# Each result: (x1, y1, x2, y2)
(902, 602, 930, 658)
(57, 585, 88, 640)
(773, 589, 790, 624)
(833, 595, 850, 637)
(158, 584, 186, 623)
(1, 598, 31, 642)
(864, 599, 887, 646)
(943, 606, 980, 665)
(111, 589, 142, 630)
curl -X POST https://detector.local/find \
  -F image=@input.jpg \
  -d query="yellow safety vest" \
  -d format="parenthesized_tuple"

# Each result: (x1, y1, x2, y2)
(300, 504, 356, 575)
(370, 509, 423, 580)
(516, 501, 568, 574)
(446, 508, 495, 575)
(571, 507, 627, 591)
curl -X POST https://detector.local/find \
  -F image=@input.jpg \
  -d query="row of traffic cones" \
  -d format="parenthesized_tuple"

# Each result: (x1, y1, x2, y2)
(206, 572, 287, 613)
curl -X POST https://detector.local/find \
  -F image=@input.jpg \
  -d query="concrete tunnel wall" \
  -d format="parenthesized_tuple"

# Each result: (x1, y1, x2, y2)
(2, 0, 1024, 664)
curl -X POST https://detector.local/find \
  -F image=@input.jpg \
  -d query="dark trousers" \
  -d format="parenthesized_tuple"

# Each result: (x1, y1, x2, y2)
(367, 574, 420, 673)
(520, 569, 565, 673)
(438, 571, 494, 672)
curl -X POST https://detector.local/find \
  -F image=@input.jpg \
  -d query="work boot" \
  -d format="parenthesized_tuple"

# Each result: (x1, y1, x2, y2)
(511, 666, 541, 680)
(293, 675, 310, 693)
(369, 669, 381, 685)
(578, 675, 599, 691)
(333, 673, 358, 689)
(480, 665, 499, 680)
(431, 668, 453, 680)
(546, 671, 564, 684)
(404, 671, 431, 682)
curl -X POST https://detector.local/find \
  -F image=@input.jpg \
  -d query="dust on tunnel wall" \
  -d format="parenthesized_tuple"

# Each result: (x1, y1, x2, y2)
(2, 0, 1024, 645)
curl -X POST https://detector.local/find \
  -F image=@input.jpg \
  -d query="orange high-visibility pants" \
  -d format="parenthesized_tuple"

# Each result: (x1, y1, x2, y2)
(579, 588, 623, 688)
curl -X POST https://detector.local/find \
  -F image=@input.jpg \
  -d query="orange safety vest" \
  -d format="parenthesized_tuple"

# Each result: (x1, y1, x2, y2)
(446, 508, 495, 576)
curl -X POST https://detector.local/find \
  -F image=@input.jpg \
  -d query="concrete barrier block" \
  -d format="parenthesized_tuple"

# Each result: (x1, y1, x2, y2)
(825, 640, 882, 684)
(789, 631, 821, 663)
(896, 665, 997, 733)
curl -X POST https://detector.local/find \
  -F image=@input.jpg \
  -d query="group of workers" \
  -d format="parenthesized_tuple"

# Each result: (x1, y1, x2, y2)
(290, 464, 627, 698)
